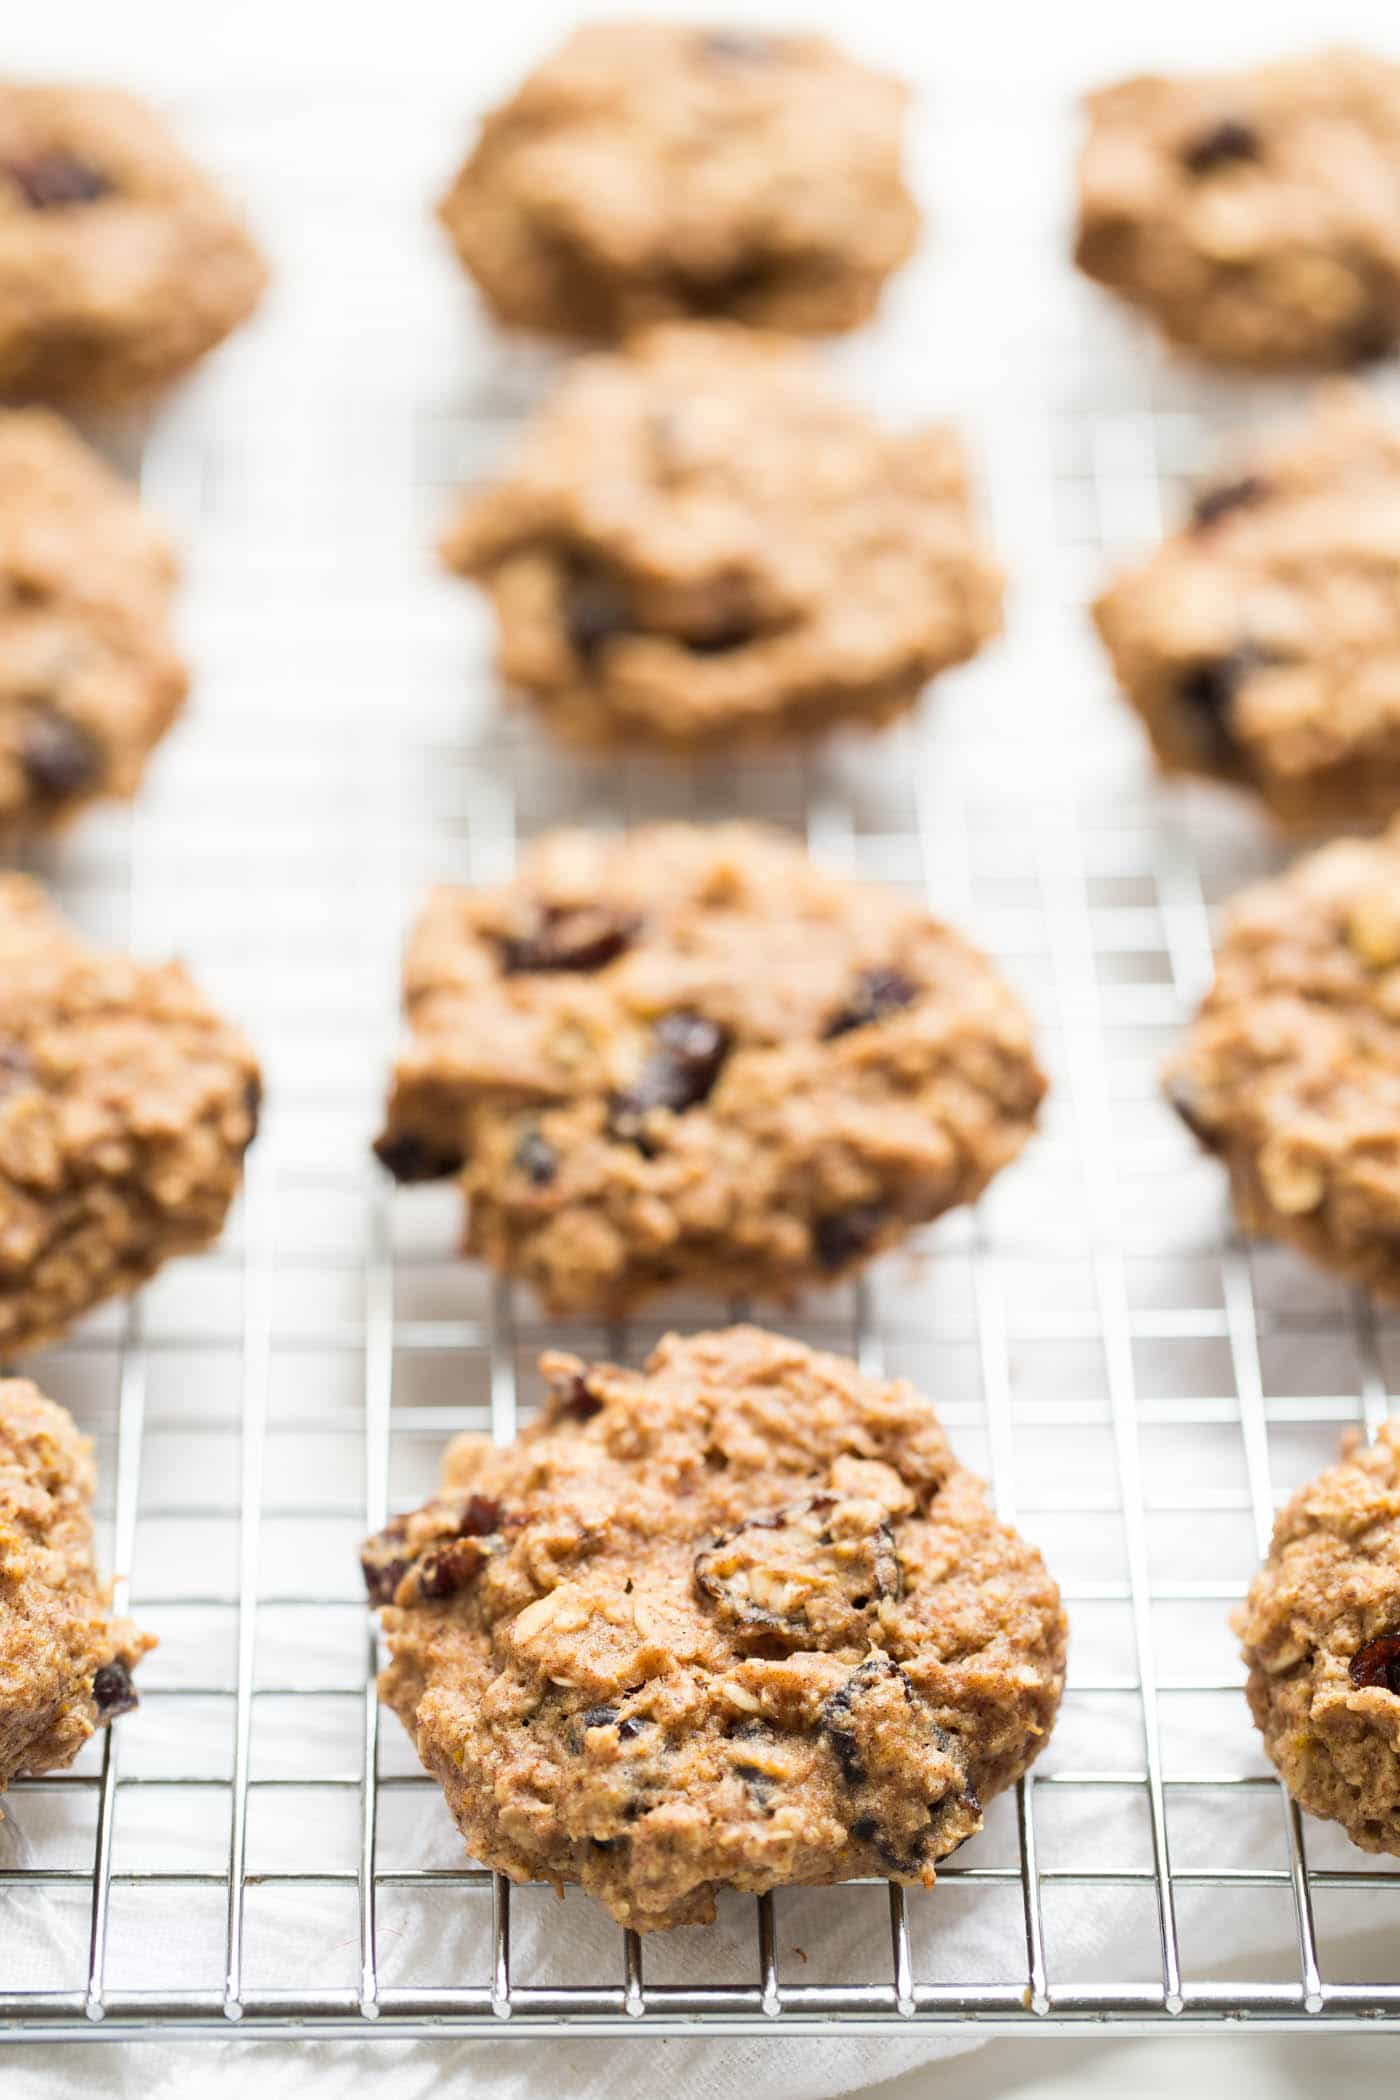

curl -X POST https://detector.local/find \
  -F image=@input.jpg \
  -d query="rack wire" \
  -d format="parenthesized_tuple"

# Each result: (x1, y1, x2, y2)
(2, 58, 1399, 2043)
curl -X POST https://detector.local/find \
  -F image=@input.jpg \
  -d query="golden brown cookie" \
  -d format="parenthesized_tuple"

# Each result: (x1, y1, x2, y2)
(1, 1379, 152, 1793)
(1235, 1420, 1400, 1854)
(0, 409, 186, 842)
(1076, 49, 1400, 370)
(437, 23, 918, 339)
(1095, 387, 1400, 829)
(442, 323, 1002, 752)
(0, 875, 261, 1356)
(364, 1326, 1067, 1931)
(1165, 824, 1400, 1298)
(0, 82, 267, 407)
(375, 824, 1043, 1314)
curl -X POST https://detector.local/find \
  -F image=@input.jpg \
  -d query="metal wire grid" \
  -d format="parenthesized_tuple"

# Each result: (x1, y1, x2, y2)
(2, 70, 1400, 2044)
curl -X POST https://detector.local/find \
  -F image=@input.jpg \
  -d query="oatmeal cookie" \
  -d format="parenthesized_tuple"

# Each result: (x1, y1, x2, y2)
(1165, 823, 1400, 1298)
(0, 82, 267, 407)
(364, 1325, 1067, 1931)
(1095, 387, 1400, 828)
(0, 875, 261, 1355)
(1235, 1419, 1400, 1854)
(1, 1379, 152, 1792)
(0, 409, 187, 841)
(375, 824, 1043, 1314)
(1075, 49, 1400, 370)
(437, 23, 918, 340)
(442, 324, 1003, 751)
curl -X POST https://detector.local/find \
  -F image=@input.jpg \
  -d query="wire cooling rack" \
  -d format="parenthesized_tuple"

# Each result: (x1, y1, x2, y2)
(3, 50, 1400, 2044)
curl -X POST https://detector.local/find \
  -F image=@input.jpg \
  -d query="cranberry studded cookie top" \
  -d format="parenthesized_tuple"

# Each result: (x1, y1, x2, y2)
(437, 22, 919, 339)
(0, 410, 187, 841)
(375, 824, 1044, 1314)
(1, 1379, 153, 1790)
(364, 1326, 1067, 1931)
(1165, 823, 1400, 1300)
(1235, 1418, 1400, 1854)
(0, 83, 267, 406)
(442, 324, 1004, 751)
(0, 876, 262, 1356)
(1095, 388, 1400, 830)
(1075, 48, 1400, 370)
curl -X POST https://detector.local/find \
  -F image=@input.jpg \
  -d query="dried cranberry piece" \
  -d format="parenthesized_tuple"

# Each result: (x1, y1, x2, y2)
(1181, 118, 1261, 176)
(92, 1660, 138, 1719)
(555, 1371, 604, 1422)
(513, 1127, 558, 1186)
(20, 710, 103, 802)
(813, 1205, 886, 1272)
(8, 152, 111, 209)
(609, 1011, 729, 1147)
(373, 1131, 465, 1183)
(1350, 1633, 1400, 1694)
(500, 903, 640, 975)
(361, 1516, 411, 1605)
(823, 967, 919, 1040)
(417, 1535, 490, 1599)
(457, 1494, 503, 1537)
(1191, 476, 1269, 530)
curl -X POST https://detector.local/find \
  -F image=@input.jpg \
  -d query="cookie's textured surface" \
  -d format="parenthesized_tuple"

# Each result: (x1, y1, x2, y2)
(0, 82, 266, 406)
(1, 1380, 152, 1792)
(443, 325, 1002, 751)
(1235, 1420, 1400, 1854)
(366, 1326, 1066, 1930)
(1095, 389, 1400, 828)
(376, 825, 1043, 1313)
(438, 23, 918, 339)
(1165, 824, 1400, 1298)
(1076, 50, 1400, 370)
(0, 876, 260, 1355)
(0, 410, 186, 841)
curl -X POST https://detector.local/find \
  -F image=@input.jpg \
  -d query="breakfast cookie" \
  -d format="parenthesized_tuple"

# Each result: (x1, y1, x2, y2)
(1, 1378, 152, 1792)
(1095, 388, 1400, 828)
(1075, 49, 1400, 370)
(364, 1325, 1067, 1931)
(1165, 823, 1400, 1297)
(437, 23, 918, 339)
(0, 410, 187, 841)
(374, 824, 1043, 1314)
(0, 875, 261, 1356)
(0, 82, 267, 407)
(441, 324, 1003, 752)
(1235, 1418, 1400, 1854)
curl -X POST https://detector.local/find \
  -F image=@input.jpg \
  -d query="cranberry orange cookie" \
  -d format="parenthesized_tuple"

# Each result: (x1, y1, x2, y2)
(1075, 50, 1400, 370)
(1, 1379, 152, 1792)
(437, 23, 918, 339)
(375, 825, 1043, 1313)
(442, 324, 1003, 752)
(364, 1326, 1066, 1930)
(1235, 1419, 1400, 1854)
(1165, 824, 1400, 1297)
(0, 875, 261, 1356)
(0, 83, 266, 407)
(1094, 388, 1400, 829)
(0, 410, 187, 840)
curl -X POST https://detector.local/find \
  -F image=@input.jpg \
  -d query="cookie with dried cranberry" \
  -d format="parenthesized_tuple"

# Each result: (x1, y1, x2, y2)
(1235, 1419, 1400, 1854)
(0, 410, 187, 841)
(437, 23, 918, 340)
(1076, 50, 1400, 370)
(1165, 824, 1400, 1298)
(441, 323, 1002, 751)
(364, 1325, 1066, 1931)
(375, 824, 1043, 1315)
(1094, 388, 1400, 829)
(0, 82, 266, 406)
(0, 875, 261, 1356)
(1, 1379, 153, 1792)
